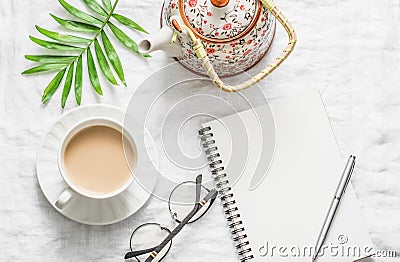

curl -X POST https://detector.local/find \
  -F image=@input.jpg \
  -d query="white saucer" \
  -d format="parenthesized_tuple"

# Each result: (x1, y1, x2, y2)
(36, 105, 158, 225)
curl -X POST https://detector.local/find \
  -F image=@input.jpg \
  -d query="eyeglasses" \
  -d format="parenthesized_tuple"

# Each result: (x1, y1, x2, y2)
(124, 174, 218, 262)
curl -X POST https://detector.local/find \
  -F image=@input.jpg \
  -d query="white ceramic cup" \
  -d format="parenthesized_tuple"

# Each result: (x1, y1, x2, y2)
(55, 117, 138, 209)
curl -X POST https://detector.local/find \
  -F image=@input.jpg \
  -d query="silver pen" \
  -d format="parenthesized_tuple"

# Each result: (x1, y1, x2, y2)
(312, 155, 356, 261)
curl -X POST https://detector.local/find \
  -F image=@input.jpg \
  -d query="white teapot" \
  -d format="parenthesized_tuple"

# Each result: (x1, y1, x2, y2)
(139, 0, 297, 92)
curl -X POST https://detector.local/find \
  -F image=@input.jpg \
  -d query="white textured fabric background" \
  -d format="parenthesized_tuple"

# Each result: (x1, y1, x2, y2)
(0, 0, 399, 261)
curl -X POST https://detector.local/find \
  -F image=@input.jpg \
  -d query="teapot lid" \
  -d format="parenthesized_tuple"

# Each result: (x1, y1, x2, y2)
(178, 0, 261, 43)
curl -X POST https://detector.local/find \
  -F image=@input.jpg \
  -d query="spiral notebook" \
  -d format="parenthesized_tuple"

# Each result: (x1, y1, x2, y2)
(198, 91, 374, 261)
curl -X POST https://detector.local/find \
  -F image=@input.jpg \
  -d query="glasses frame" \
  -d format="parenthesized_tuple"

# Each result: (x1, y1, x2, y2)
(124, 174, 218, 262)
(128, 223, 173, 262)
(168, 180, 214, 224)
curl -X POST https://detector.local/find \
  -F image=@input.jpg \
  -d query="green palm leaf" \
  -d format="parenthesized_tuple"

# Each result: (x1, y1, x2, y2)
(87, 48, 103, 95)
(22, 64, 68, 75)
(50, 14, 100, 32)
(108, 22, 139, 55)
(61, 63, 75, 108)
(102, 0, 112, 11)
(58, 0, 103, 25)
(82, 0, 108, 16)
(29, 36, 84, 51)
(42, 68, 67, 103)
(94, 39, 117, 85)
(112, 14, 148, 34)
(36, 26, 90, 44)
(25, 55, 77, 64)
(75, 55, 83, 105)
(101, 31, 126, 86)
(24, 0, 148, 107)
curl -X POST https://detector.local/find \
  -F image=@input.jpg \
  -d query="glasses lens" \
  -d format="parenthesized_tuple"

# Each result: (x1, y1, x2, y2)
(168, 181, 212, 223)
(130, 223, 172, 262)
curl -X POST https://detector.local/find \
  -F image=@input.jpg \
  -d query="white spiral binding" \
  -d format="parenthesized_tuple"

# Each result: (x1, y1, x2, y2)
(199, 126, 254, 262)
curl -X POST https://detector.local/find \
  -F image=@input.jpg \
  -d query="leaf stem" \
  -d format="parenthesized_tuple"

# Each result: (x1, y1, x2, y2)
(68, 0, 120, 69)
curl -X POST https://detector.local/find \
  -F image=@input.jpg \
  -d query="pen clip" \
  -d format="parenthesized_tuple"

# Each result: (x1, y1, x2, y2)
(334, 155, 356, 199)
(342, 155, 356, 195)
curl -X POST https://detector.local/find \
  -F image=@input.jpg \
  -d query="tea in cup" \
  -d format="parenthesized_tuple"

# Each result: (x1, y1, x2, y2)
(55, 117, 137, 209)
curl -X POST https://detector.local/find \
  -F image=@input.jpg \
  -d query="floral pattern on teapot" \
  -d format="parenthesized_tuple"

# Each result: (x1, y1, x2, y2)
(183, 0, 258, 40)
(162, 0, 276, 76)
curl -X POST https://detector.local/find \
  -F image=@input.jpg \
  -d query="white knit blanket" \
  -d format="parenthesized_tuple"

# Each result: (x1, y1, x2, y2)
(0, 0, 399, 261)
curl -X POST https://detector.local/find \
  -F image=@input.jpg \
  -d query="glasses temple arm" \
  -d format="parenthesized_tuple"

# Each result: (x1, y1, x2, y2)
(195, 174, 202, 203)
(144, 189, 218, 262)
(144, 207, 198, 262)
(203, 189, 218, 203)
(125, 246, 157, 260)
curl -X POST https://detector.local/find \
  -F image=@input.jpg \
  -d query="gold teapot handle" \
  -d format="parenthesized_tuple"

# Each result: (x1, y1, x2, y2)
(177, 0, 297, 92)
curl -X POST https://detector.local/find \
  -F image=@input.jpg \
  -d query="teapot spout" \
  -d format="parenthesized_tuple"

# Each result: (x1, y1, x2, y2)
(138, 27, 182, 57)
